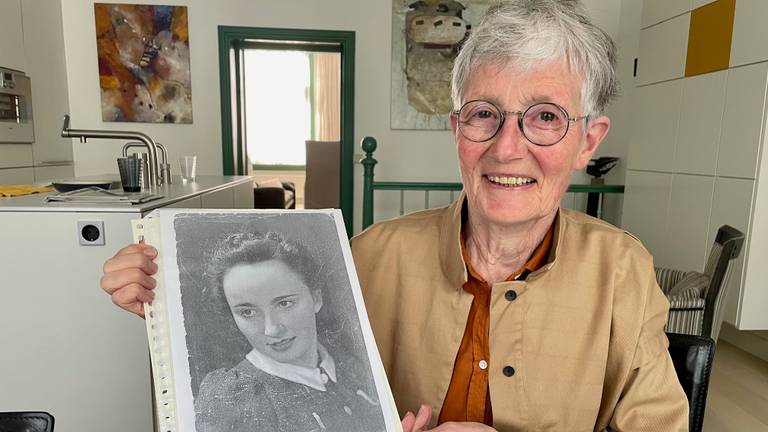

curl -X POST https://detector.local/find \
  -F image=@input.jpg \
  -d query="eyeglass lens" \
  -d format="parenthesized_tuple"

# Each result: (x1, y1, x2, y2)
(457, 101, 570, 145)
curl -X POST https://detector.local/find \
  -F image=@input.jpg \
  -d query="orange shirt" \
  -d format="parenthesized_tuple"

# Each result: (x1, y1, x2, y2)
(438, 225, 555, 425)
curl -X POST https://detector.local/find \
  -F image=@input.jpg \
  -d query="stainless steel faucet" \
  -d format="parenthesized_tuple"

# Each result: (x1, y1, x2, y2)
(61, 114, 162, 187)
(123, 141, 171, 184)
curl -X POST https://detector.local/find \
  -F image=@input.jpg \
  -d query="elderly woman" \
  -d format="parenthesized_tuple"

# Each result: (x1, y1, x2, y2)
(352, 1, 688, 431)
(101, 1, 688, 431)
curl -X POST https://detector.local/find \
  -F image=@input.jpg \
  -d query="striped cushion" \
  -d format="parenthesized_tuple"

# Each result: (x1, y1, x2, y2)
(667, 271, 710, 299)
(666, 297, 706, 335)
(665, 272, 709, 336)
(655, 267, 692, 294)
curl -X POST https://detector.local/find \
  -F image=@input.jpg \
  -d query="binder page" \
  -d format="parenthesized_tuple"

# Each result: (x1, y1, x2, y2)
(154, 209, 399, 432)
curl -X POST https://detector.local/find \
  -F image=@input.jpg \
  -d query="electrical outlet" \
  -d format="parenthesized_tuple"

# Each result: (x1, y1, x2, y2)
(77, 220, 105, 246)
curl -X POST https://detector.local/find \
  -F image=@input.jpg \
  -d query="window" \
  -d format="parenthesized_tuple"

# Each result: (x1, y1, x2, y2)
(243, 50, 311, 166)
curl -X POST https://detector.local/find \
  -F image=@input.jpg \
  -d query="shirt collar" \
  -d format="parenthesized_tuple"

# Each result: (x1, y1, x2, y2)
(245, 343, 337, 391)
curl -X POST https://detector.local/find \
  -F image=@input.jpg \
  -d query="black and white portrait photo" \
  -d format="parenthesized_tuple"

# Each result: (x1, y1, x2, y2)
(152, 210, 391, 432)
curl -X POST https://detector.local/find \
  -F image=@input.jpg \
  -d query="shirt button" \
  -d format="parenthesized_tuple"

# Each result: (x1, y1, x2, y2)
(344, 406, 352, 415)
(505, 290, 517, 301)
(503, 366, 515, 377)
(478, 360, 488, 370)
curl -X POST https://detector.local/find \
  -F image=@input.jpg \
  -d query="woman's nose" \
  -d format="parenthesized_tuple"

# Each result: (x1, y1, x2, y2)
(263, 313, 286, 337)
(489, 116, 529, 160)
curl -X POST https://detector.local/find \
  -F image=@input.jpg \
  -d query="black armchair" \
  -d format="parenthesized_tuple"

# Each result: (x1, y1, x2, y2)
(666, 332, 716, 432)
(253, 181, 296, 209)
(0, 412, 54, 432)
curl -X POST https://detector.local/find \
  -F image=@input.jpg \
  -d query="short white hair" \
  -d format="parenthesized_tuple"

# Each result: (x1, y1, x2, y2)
(451, 0, 618, 118)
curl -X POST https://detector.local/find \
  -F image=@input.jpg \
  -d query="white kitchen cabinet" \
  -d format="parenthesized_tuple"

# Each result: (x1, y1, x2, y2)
(692, 0, 717, 8)
(200, 181, 255, 209)
(33, 164, 74, 183)
(637, 13, 689, 86)
(232, 179, 256, 209)
(641, 0, 691, 29)
(0, 0, 26, 71)
(0, 176, 253, 432)
(718, 62, 768, 179)
(709, 177, 754, 325)
(729, 0, 768, 68)
(675, 70, 726, 175)
(201, 186, 235, 208)
(628, 80, 682, 172)
(665, 174, 715, 271)
(0, 144, 34, 169)
(0, 167, 34, 183)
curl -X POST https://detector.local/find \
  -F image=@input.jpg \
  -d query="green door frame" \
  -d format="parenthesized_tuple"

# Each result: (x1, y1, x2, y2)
(217, 26, 356, 236)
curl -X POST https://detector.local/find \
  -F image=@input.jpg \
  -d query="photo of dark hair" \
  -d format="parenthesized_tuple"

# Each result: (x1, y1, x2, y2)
(205, 231, 324, 304)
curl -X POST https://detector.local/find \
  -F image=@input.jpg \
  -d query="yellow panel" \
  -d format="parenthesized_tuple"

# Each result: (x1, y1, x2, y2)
(685, 0, 736, 77)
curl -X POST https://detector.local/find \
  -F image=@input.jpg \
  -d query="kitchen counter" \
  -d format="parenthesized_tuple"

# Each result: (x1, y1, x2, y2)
(0, 174, 254, 432)
(0, 174, 254, 212)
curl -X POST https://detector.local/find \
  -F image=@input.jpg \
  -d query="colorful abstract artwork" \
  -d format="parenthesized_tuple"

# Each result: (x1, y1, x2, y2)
(390, 0, 492, 129)
(95, 4, 192, 123)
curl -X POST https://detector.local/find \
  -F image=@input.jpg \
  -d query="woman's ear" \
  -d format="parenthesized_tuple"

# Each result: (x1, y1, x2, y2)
(312, 289, 323, 313)
(574, 115, 610, 170)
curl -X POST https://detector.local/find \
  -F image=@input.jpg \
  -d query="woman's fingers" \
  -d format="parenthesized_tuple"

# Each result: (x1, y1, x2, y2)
(103, 248, 158, 276)
(99, 243, 159, 318)
(101, 267, 157, 295)
(111, 282, 155, 317)
(412, 405, 433, 431)
(402, 411, 416, 432)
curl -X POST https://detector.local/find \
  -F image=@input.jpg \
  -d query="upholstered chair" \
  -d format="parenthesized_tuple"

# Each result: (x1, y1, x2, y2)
(656, 225, 745, 341)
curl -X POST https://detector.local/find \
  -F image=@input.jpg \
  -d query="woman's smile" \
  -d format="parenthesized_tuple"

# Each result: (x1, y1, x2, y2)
(267, 336, 296, 352)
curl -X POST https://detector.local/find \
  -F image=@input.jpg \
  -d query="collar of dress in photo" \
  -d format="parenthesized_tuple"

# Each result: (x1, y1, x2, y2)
(246, 343, 337, 391)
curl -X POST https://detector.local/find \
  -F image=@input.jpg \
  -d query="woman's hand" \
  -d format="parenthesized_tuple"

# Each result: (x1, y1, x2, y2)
(401, 405, 497, 432)
(100, 243, 158, 318)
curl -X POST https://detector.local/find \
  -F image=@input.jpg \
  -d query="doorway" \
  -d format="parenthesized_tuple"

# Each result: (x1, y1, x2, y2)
(218, 27, 355, 235)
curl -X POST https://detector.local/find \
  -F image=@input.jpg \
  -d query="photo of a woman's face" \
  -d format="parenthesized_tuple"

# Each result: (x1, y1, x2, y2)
(222, 259, 322, 367)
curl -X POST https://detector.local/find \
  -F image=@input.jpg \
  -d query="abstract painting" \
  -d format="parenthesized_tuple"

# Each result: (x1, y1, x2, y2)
(390, 0, 492, 130)
(95, 3, 193, 123)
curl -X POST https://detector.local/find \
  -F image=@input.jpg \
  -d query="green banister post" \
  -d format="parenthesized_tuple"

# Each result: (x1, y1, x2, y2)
(361, 136, 378, 230)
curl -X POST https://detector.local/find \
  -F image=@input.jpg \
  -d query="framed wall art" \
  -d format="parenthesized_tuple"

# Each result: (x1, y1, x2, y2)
(95, 3, 193, 123)
(390, 0, 492, 130)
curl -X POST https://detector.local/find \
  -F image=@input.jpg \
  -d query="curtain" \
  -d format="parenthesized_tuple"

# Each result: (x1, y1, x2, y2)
(312, 52, 341, 141)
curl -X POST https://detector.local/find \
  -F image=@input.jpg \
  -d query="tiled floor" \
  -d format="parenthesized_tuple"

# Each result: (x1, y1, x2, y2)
(703, 341, 768, 431)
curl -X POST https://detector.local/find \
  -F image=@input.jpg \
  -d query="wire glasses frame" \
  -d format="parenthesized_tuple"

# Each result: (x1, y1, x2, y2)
(452, 99, 588, 146)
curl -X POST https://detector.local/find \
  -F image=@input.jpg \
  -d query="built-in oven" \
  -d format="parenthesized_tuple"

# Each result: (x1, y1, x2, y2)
(0, 67, 34, 143)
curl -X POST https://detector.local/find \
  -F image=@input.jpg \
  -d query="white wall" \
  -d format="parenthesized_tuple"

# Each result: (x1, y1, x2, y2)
(59, 0, 624, 232)
(595, 0, 643, 225)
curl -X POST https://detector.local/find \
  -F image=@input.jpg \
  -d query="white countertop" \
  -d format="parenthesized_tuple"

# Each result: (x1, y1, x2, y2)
(0, 175, 253, 213)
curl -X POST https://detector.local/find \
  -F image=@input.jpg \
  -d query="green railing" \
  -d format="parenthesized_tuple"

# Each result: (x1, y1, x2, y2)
(361, 136, 625, 230)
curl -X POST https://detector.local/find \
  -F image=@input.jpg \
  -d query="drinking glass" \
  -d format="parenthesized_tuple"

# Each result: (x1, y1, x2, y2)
(179, 155, 197, 182)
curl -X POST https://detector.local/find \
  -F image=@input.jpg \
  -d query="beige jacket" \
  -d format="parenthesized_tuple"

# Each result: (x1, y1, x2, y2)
(351, 198, 688, 431)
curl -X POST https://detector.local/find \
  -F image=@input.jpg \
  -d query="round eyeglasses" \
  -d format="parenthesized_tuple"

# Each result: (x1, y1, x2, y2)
(452, 100, 588, 146)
